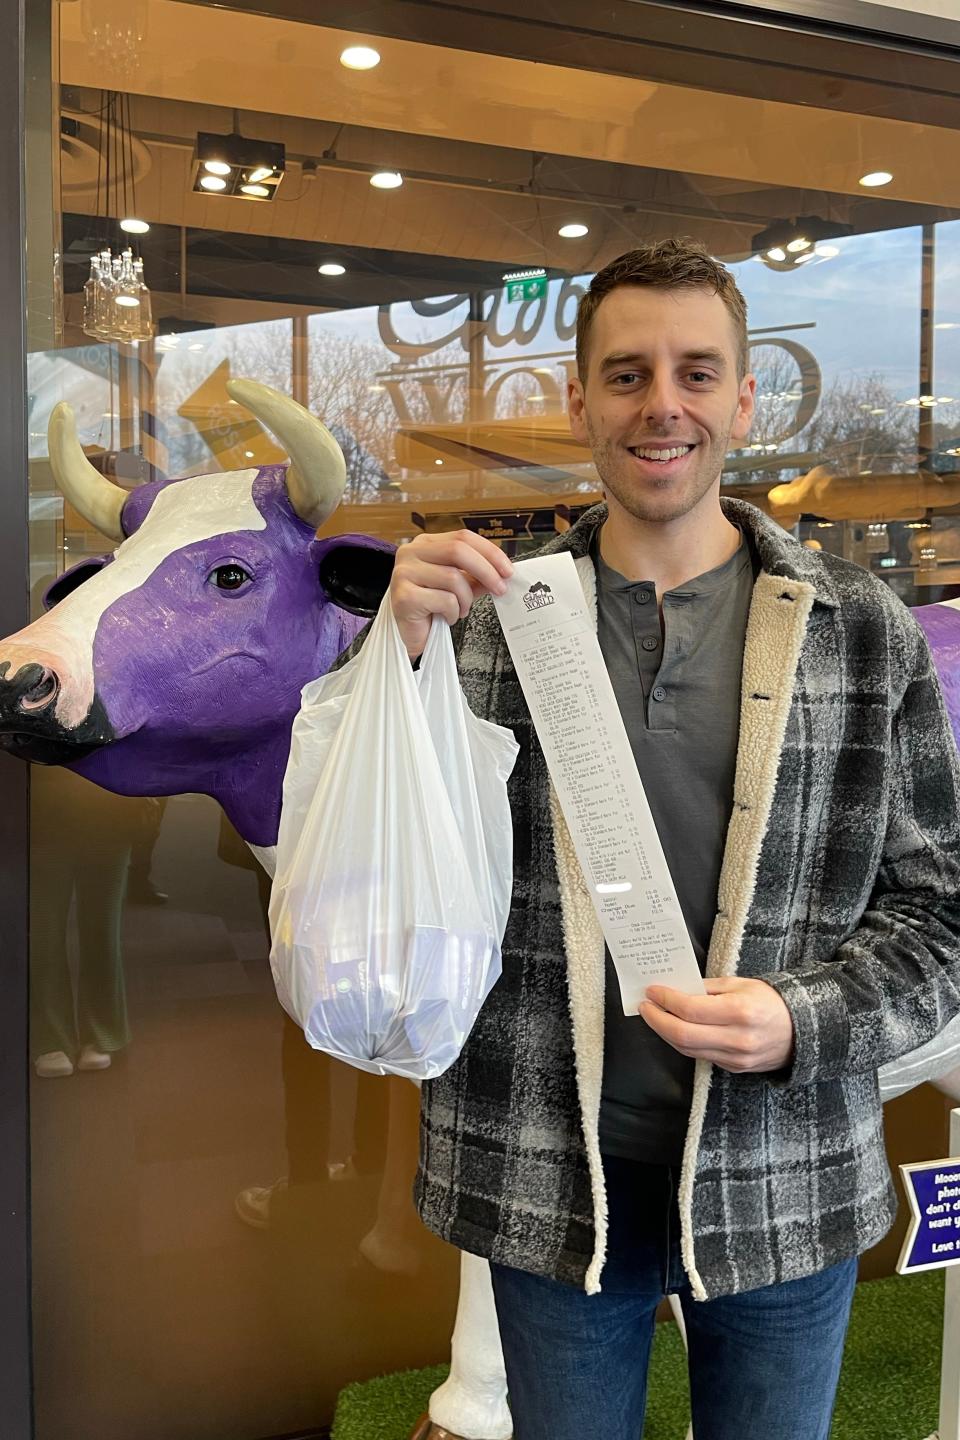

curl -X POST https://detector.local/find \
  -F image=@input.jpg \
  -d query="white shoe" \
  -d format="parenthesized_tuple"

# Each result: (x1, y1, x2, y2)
(234, 1177, 288, 1230)
(77, 1046, 111, 1072)
(35, 1051, 74, 1078)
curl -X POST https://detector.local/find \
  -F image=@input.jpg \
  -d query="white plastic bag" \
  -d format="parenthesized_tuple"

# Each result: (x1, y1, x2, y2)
(269, 596, 519, 1080)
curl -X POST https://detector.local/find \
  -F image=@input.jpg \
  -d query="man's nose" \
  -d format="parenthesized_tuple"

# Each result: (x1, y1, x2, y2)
(641, 373, 683, 426)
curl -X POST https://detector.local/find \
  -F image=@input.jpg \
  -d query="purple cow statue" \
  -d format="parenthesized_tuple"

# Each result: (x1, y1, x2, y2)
(0, 380, 393, 848)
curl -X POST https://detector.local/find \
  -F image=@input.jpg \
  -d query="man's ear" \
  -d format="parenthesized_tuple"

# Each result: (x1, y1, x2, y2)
(568, 374, 589, 444)
(730, 373, 757, 446)
(313, 535, 396, 617)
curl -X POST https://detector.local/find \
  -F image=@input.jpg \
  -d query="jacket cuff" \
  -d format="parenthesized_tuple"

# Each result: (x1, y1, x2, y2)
(761, 970, 851, 1087)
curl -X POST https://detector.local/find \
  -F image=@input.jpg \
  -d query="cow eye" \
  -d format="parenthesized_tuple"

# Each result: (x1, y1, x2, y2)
(211, 563, 251, 591)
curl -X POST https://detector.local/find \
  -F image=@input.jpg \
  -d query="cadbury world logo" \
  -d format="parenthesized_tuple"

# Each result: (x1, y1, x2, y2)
(523, 580, 555, 612)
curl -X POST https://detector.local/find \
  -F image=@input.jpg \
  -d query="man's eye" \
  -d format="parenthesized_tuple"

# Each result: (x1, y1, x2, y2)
(687, 371, 712, 384)
(612, 372, 641, 386)
(211, 564, 251, 591)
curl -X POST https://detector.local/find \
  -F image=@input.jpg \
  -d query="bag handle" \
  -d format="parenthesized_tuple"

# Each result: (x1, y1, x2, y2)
(418, 611, 458, 679)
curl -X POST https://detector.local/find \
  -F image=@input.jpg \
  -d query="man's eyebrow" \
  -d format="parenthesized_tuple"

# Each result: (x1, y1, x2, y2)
(598, 348, 728, 372)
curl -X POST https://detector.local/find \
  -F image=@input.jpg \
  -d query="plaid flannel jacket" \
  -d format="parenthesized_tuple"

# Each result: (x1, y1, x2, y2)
(340, 499, 960, 1300)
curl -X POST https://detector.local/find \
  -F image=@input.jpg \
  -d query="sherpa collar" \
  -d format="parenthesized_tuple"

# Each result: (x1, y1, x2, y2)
(539, 498, 841, 610)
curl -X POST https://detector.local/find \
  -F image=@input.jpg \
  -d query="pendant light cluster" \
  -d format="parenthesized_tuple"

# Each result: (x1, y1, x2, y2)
(81, 90, 153, 342)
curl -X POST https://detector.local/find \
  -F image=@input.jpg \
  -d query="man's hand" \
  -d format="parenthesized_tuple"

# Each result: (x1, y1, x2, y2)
(390, 530, 514, 659)
(638, 976, 795, 1074)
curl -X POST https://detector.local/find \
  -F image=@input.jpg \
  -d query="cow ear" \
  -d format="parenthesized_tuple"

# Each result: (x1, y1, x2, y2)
(314, 535, 396, 618)
(42, 555, 113, 610)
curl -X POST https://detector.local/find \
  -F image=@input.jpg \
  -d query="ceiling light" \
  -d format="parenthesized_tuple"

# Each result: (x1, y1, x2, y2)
(115, 295, 140, 307)
(370, 170, 403, 189)
(194, 131, 285, 200)
(120, 217, 149, 234)
(340, 45, 381, 70)
(318, 262, 346, 276)
(434, 459, 443, 465)
(859, 171, 893, 187)
(936, 322, 960, 330)
(753, 217, 851, 272)
(245, 450, 254, 458)
(558, 222, 589, 238)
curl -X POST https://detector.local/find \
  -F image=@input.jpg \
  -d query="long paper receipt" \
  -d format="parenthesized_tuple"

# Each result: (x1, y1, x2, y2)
(493, 551, 704, 1013)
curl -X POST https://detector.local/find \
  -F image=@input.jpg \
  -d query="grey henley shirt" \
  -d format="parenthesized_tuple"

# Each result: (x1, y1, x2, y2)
(595, 528, 758, 1165)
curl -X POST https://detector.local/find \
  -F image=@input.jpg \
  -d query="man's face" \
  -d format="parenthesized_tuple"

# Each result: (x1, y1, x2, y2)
(568, 285, 755, 526)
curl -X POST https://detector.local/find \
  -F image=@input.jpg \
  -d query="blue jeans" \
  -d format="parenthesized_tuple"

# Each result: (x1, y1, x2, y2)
(490, 1156, 858, 1440)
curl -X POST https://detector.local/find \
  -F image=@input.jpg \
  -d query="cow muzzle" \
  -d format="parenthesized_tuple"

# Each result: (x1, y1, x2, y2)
(0, 659, 113, 764)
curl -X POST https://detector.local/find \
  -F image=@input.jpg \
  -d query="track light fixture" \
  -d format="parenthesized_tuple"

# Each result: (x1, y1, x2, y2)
(192, 131, 285, 201)
(752, 217, 851, 272)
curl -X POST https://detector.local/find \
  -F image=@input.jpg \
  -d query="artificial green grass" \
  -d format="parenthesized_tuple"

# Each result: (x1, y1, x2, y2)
(331, 1271, 945, 1439)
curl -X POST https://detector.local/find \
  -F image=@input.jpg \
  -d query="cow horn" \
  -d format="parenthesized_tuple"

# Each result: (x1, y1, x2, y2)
(48, 403, 126, 543)
(225, 379, 346, 530)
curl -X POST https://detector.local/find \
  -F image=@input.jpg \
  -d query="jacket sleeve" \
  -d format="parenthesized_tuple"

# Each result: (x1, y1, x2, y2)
(764, 617, 960, 1087)
(330, 620, 372, 673)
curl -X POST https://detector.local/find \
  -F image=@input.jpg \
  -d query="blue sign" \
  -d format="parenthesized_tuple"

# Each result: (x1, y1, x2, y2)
(898, 1157, 960, 1274)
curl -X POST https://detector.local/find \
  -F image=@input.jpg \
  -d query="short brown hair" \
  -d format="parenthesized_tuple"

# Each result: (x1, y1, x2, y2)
(575, 238, 749, 381)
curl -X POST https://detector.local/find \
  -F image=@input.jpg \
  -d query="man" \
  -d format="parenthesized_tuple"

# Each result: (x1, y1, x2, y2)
(379, 240, 960, 1439)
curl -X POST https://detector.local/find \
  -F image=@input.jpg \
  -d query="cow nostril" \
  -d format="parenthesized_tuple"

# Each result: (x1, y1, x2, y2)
(18, 667, 60, 712)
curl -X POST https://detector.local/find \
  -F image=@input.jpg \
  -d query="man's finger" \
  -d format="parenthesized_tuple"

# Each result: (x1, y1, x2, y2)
(643, 985, 738, 1026)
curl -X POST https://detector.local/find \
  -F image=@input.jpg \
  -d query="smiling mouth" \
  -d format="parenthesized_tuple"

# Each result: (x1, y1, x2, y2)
(628, 444, 696, 463)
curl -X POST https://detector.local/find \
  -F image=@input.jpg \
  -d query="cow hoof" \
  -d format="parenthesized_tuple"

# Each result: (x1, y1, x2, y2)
(408, 1416, 473, 1440)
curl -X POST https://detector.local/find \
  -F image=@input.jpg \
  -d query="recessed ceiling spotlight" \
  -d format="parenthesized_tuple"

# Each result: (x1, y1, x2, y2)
(340, 45, 381, 70)
(859, 170, 893, 187)
(200, 174, 227, 191)
(370, 170, 403, 189)
(240, 183, 270, 197)
(203, 160, 231, 176)
(786, 236, 811, 253)
(319, 262, 346, 276)
(120, 217, 150, 234)
(247, 166, 274, 184)
(558, 222, 589, 238)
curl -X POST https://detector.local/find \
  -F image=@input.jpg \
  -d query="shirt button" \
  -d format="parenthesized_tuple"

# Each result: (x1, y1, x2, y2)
(635, 591, 652, 605)
(641, 636, 659, 652)
(652, 685, 667, 702)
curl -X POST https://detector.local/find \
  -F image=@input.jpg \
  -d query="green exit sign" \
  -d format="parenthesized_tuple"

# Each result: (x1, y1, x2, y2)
(506, 276, 547, 302)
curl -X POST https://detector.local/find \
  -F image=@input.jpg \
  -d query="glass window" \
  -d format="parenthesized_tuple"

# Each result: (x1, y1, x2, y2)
(19, 2, 960, 1436)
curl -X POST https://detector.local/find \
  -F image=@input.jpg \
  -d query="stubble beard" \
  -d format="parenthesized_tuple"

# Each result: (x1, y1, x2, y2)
(586, 419, 731, 527)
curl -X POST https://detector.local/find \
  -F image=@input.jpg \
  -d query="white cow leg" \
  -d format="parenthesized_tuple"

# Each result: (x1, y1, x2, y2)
(667, 1293, 694, 1440)
(419, 1252, 513, 1440)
